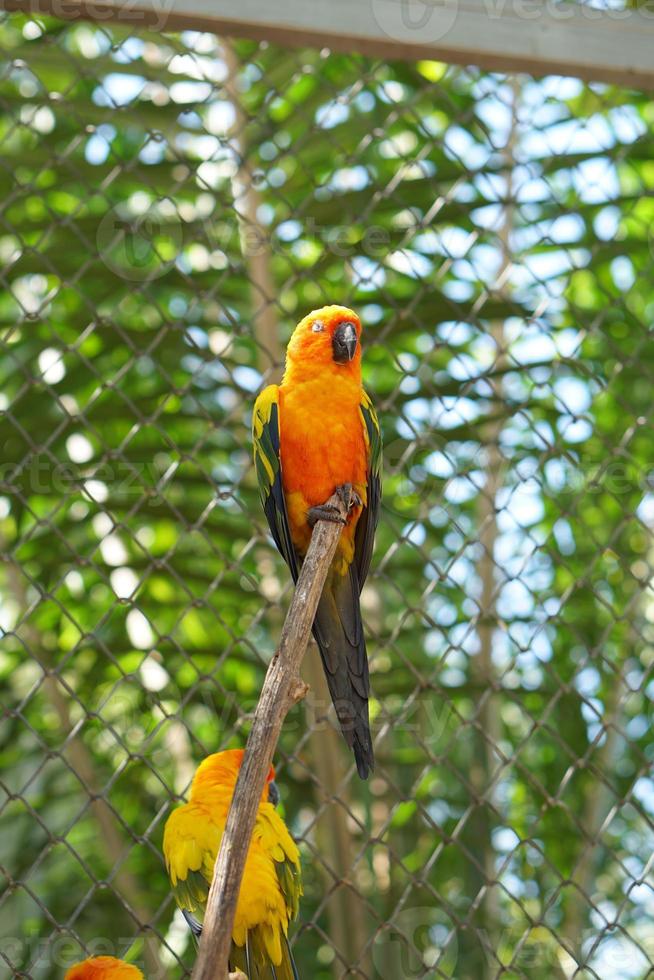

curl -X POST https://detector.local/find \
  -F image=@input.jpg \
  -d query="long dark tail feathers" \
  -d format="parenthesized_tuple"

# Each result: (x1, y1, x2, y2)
(284, 935, 300, 980)
(312, 565, 374, 779)
(354, 733, 374, 780)
(245, 934, 252, 978)
(181, 908, 202, 948)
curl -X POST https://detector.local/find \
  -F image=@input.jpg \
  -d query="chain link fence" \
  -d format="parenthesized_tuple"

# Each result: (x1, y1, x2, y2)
(1, 10, 654, 980)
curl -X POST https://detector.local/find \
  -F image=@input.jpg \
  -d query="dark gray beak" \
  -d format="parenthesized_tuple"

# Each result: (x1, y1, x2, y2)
(268, 780, 280, 807)
(332, 321, 358, 363)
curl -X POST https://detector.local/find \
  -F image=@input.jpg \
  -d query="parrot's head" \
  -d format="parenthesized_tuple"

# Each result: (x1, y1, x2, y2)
(285, 305, 362, 380)
(64, 956, 143, 980)
(189, 748, 276, 804)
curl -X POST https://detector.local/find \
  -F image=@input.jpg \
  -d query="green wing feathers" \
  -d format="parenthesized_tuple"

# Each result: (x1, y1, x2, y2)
(171, 868, 209, 917)
(252, 385, 300, 581)
(355, 388, 382, 589)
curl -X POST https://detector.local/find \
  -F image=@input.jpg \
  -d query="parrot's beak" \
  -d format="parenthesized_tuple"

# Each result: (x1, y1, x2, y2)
(332, 321, 358, 363)
(268, 780, 280, 807)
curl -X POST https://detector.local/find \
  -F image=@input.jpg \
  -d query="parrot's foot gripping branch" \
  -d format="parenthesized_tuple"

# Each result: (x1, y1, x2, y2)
(307, 484, 361, 528)
(307, 504, 346, 527)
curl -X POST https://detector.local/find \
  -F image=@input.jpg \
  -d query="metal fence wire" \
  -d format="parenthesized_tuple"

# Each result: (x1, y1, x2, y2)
(1, 11, 654, 980)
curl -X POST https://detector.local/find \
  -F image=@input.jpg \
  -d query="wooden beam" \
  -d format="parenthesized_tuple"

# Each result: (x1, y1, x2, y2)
(3, 0, 654, 88)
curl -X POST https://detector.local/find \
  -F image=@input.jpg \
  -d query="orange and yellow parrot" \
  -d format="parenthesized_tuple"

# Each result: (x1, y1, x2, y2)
(64, 956, 143, 980)
(163, 748, 301, 979)
(253, 305, 382, 779)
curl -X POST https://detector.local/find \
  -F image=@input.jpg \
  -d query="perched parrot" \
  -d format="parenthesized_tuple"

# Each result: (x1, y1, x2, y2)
(64, 957, 143, 980)
(163, 748, 302, 980)
(252, 305, 382, 779)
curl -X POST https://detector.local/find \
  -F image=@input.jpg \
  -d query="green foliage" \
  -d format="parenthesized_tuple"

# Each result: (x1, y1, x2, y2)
(1, 14, 654, 980)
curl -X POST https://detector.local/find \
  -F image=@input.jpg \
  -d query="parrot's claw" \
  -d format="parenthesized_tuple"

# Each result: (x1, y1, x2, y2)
(307, 504, 346, 527)
(336, 483, 362, 511)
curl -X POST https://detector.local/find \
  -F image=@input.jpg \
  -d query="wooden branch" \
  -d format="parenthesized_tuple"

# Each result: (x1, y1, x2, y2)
(192, 491, 348, 980)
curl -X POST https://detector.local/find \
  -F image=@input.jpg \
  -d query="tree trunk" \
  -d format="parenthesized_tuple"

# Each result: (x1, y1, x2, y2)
(303, 650, 372, 978)
(458, 77, 520, 980)
(2, 552, 166, 978)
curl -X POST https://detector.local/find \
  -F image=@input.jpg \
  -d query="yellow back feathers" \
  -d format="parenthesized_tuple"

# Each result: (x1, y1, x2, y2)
(162, 749, 302, 976)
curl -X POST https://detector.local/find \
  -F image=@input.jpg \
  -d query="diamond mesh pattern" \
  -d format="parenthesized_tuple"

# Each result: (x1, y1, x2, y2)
(1, 13, 654, 980)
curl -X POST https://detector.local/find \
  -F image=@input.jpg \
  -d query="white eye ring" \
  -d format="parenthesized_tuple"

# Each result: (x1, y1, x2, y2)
(311, 320, 325, 333)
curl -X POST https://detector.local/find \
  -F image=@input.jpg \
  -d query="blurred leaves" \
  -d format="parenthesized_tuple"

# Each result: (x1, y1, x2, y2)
(1, 12, 654, 980)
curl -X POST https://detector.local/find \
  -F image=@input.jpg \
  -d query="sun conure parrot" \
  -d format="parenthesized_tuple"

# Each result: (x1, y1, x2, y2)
(252, 305, 381, 778)
(64, 957, 143, 980)
(163, 748, 302, 980)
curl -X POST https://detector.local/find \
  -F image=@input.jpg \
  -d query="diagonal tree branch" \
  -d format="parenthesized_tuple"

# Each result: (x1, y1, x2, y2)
(192, 491, 349, 980)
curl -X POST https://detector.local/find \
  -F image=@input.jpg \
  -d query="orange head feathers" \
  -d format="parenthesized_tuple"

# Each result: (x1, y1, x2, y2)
(64, 956, 143, 980)
(283, 305, 362, 383)
(190, 748, 275, 804)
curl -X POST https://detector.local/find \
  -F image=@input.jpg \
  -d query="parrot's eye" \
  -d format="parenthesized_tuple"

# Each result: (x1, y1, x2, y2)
(311, 320, 325, 333)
